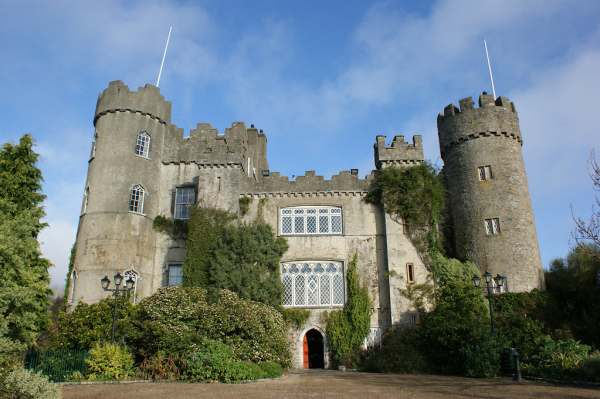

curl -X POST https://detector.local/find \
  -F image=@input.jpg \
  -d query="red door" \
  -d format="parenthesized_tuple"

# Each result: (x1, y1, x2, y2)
(303, 334, 309, 368)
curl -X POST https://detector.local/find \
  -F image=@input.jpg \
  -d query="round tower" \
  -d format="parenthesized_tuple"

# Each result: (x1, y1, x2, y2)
(437, 92, 544, 292)
(68, 81, 172, 304)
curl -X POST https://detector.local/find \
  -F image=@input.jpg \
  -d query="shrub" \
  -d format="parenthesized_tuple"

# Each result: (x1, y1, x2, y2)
(85, 342, 134, 381)
(258, 361, 283, 378)
(138, 351, 183, 381)
(523, 337, 591, 380)
(0, 367, 60, 399)
(49, 297, 137, 350)
(134, 287, 290, 365)
(359, 327, 427, 373)
(326, 254, 372, 367)
(581, 353, 600, 382)
(0, 337, 26, 375)
(183, 339, 266, 383)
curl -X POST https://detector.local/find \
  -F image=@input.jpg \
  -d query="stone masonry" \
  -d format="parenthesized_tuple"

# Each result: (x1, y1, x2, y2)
(69, 81, 544, 368)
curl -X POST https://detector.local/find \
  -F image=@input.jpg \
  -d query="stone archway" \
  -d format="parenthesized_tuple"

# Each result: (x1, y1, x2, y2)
(303, 329, 324, 369)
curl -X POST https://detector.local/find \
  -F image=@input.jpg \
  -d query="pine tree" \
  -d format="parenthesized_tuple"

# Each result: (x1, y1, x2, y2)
(0, 134, 51, 346)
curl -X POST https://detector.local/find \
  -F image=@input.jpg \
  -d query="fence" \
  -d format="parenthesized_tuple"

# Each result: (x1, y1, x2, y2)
(24, 349, 89, 382)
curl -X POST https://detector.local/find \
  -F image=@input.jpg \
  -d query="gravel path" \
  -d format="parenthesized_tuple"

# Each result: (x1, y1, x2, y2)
(62, 370, 600, 399)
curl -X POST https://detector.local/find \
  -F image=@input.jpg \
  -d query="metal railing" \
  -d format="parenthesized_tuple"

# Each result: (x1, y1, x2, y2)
(24, 349, 89, 382)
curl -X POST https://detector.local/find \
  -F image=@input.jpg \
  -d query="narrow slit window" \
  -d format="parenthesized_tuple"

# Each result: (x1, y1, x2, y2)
(406, 263, 415, 283)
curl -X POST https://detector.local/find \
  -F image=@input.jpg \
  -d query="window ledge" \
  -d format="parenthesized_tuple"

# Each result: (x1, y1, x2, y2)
(128, 211, 146, 216)
(134, 154, 151, 160)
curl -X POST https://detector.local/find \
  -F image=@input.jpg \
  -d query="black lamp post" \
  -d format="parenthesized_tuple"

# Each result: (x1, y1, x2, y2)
(472, 271, 506, 334)
(100, 272, 135, 342)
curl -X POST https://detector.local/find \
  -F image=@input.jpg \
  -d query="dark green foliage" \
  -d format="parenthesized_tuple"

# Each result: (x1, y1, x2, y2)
(282, 308, 310, 329)
(360, 327, 427, 373)
(366, 163, 445, 253)
(327, 254, 372, 367)
(133, 287, 290, 365)
(419, 278, 499, 377)
(63, 244, 76, 301)
(544, 244, 600, 349)
(24, 348, 88, 382)
(0, 134, 51, 346)
(184, 207, 288, 307)
(523, 337, 592, 380)
(152, 215, 188, 238)
(0, 337, 26, 375)
(49, 297, 137, 350)
(238, 196, 251, 216)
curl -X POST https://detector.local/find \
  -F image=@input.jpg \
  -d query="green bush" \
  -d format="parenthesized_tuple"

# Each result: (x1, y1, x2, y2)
(49, 297, 137, 350)
(183, 339, 268, 383)
(359, 327, 427, 373)
(85, 342, 134, 381)
(523, 337, 591, 380)
(258, 361, 283, 378)
(0, 337, 26, 376)
(581, 353, 600, 382)
(0, 367, 60, 399)
(134, 287, 290, 365)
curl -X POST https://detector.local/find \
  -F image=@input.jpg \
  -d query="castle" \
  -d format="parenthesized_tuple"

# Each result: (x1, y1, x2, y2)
(68, 80, 544, 369)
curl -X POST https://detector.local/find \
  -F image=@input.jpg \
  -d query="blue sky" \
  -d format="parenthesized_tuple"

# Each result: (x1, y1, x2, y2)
(1, 0, 599, 293)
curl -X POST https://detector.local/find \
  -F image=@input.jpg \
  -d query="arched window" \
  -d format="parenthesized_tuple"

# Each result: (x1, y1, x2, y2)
(135, 131, 150, 158)
(70, 270, 78, 304)
(280, 206, 343, 235)
(129, 184, 145, 214)
(282, 261, 345, 307)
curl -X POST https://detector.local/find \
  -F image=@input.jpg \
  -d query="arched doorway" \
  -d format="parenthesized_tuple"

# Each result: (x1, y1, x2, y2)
(303, 329, 324, 369)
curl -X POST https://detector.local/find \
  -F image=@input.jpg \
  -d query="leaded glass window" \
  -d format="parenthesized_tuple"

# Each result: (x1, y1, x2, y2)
(129, 184, 145, 214)
(175, 186, 195, 220)
(280, 206, 343, 235)
(281, 261, 344, 307)
(135, 131, 150, 158)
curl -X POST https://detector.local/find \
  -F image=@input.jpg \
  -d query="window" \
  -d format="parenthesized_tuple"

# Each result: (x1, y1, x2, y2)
(69, 270, 78, 303)
(82, 186, 89, 214)
(135, 131, 150, 158)
(406, 263, 415, 283)
(90, 133, 97, 160)
(280, 206, 342, 235)
(175, 187, 195, 220)
(129, 184, 145, 214)
(484, 218, 501, 235)
(281, 261, 344, 307)
(478, 165, 493, 181)
(167, 263, 183, 286)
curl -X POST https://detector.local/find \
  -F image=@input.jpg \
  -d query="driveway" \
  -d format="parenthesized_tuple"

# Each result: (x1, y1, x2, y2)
(62, 370, 600, 399)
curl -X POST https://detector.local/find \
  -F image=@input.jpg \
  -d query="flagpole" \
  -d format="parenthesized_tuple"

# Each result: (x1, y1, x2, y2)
(484, 39, 496, 99)
(156, 26, 172, 88)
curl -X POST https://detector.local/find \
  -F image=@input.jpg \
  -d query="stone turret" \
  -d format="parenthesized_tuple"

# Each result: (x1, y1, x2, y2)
(437, 92, 544, 292)
(374, 135, 424, 169)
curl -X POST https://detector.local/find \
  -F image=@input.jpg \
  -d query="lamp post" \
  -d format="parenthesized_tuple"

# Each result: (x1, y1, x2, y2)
(472, 271, 506, 334)
(100, 272, 135, 342)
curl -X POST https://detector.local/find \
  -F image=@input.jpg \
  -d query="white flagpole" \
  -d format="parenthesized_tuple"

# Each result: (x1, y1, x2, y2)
(484, 39, 496, 99)
(156, 26, 172, 88)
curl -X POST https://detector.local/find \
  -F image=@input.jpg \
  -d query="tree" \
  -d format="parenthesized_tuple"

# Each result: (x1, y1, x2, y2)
(0, 134, 52, 346)
(573, 151, 600, 251)
(183, 207, 288, 307)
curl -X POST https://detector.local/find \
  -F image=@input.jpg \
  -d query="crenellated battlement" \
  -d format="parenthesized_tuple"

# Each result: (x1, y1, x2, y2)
(94, 81, 172, 125)
(247, 169, 372, 193)
(437, 93, 522, 159)
(438, 92, 516, 122)
(374, 135, 424, 169)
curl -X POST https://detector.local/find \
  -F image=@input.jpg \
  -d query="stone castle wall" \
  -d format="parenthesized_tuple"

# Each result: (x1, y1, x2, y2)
(437, 93, 544, 291)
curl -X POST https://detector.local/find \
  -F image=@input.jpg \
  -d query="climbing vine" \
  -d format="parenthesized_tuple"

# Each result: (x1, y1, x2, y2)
(238, 196, 251, 216)
(326, 254, 372, 367)
(153, 215, 188, 238)
(365, 163, 446, 266)
(183, 207, 288, 307)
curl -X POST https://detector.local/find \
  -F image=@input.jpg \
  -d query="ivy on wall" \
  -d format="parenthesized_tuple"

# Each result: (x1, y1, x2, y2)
(326, 254, 372, 367)
(365, 162, 445, 258)
(183, 207, 287, 307)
